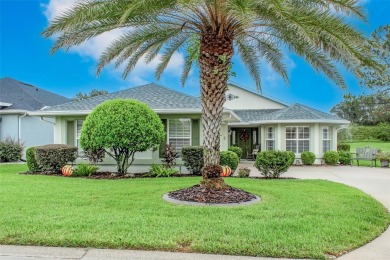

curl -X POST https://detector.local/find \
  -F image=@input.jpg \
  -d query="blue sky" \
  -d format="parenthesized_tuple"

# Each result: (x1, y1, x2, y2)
(0, 0, 389, 112)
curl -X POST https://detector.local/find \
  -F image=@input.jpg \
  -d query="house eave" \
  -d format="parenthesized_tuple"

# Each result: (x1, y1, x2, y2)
(229, 119, 350, 126)
(0, 109, 30, 115)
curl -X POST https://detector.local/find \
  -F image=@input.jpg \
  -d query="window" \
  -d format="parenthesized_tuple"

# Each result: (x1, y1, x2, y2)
(286, 126, 310, 153)
(168, 119, 191, 154)
(322, 126, 331, 153)
(253, 130, 257, 145)
(76, 120, 85, 157)
(265, 127, 275, 150)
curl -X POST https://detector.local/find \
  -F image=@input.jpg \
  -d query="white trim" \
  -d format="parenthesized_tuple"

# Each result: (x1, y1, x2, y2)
(229, 119, 350, 125)
(0, 109, 29, 115)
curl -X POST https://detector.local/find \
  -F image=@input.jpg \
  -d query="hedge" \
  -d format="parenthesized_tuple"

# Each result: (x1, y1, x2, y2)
(35, 144, 77, 172)
(301, 151, 316, 165)
(324, 151, 339, 165)
(254, 151, 291, 178)
(0, 136, 23, 162)
(338, 123, 390, 142)
(220, 150, 239, 170)
(228, 146, 243, 160)
(26, 147, 40, 172)
(182, 146, 204, 175)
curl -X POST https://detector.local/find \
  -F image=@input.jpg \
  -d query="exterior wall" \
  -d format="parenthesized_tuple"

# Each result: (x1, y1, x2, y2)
(220, 123, 229, 151)
(0, 114, 55, 158)
(224, 85, 286, 110)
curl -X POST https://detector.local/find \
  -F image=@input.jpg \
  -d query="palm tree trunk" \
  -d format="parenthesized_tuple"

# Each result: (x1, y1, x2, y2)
(199, 32, 233, 187)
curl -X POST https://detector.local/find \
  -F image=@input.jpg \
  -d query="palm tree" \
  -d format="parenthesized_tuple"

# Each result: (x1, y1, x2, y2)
(43, 0, 381, 187)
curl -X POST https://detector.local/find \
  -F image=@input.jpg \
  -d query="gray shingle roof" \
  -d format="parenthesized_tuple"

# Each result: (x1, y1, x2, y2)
(0, 77, 70, 111)
(233, 104, 344, 122)
(43, 83, 201, 111)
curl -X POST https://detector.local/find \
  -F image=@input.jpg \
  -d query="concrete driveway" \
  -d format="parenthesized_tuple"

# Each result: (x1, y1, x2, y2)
(240, 162, 390, 260)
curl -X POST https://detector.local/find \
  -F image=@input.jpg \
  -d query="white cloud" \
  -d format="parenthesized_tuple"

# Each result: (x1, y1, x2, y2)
(42, 0, 185, 84)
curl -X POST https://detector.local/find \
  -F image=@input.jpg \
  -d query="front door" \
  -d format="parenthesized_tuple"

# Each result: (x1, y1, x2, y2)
(230, 128, 258, 159)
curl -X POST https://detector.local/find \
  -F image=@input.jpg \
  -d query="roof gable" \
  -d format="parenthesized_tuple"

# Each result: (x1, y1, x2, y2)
(0, 77, 70, 111)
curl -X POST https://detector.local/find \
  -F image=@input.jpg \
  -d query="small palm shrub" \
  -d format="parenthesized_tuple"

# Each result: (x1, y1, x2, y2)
(73, 163, 98, 177)
(286, 151, 295, 166)
(150, 164, 178, 177)
(337, 143, 351, 152)
(237, 167, 251, 178)
(220, 150, 239, 170)
(35, 144, 77, 172)
(0, 136, 24, 162)
(324, 151, 339, 165)
(182, 146, 204, 175)
(338, 151, 351, 165)
(26, 147, 40, 172)
(301, 151, 316, 165)
(255, 151, 290, 178)
(228, 146, 243, 160)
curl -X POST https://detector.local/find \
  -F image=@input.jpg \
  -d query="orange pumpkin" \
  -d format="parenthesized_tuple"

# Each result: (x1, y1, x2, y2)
(220, 166, 232, 177)
(61, 165, 73, 176)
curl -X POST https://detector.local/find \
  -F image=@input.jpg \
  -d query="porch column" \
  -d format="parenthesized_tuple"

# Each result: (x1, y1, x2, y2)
(220, 123, 229, 151)
(332, 126, 338, 151)
(313, 123, 320, 156)
(54, 117, 66, 144)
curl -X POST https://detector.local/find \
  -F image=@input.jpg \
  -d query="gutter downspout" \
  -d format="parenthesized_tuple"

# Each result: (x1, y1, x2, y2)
(18, 112, 27, 141)
(40, 116, 56, 125)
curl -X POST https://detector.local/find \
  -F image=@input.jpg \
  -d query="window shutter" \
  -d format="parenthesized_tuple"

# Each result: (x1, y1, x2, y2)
(191, 119, 200, 146)
(67, 121, 75, 146)
(159, 119, 167, 158)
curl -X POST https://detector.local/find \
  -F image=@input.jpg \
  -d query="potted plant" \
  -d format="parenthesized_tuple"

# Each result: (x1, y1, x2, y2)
(376, 152, 390, 168)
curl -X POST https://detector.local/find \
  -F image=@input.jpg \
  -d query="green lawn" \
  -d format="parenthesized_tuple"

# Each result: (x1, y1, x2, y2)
(345, 141, 390, 167)
(0, 164, 389, 259)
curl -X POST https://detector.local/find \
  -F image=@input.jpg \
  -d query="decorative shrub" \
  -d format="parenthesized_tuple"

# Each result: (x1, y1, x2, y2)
(338, 123, 390, 142)
(80, 99, 165, 175)
(301, 151, 316, 165)
(162, 143, 178, 168)
(220, 150, 239, 170)
(228, 146, 243, 159)
(337, 143, 351, 152)
(35, 144, 77, 172)
(237, 167, 251, 178)
(182, 146, 204, 175)
(254, 151, 290, 178)
(73, 163, 98, 177)
(84, 148, 105, 165)
(0, 136, 24, 162)
(286, 151, 295, 166)
(338, 151, 351, 165)
(26, 147, 40, 172)
(150, 164, 178, 177)
(376, 152, 390, 161)
(324, 151, 339, 165)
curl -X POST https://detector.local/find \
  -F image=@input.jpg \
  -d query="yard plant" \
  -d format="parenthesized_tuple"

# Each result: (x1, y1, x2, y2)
(43, 0, 383, 189)
(80, 99, 165, 175)
(255, 150, 290, 178)
(0, 164, 389, 259)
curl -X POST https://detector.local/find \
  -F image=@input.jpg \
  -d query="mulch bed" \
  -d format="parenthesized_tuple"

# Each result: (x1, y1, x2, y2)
(168, 184, 257, 204)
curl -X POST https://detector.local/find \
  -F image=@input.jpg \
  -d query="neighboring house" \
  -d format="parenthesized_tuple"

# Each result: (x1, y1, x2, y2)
(0, 77, 70, 157)
(30, 83, 349, 172)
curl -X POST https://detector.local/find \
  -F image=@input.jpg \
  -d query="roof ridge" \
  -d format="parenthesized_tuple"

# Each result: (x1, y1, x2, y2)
(295, 103, 328, 119)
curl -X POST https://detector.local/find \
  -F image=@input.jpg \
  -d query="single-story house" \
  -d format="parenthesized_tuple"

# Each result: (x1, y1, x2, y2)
(0, 77, 70, 157)
(29, 83, 349, 172)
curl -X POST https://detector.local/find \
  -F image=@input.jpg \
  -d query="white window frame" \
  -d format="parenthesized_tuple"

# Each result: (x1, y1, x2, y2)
(75, 119, 85, 157)
(265, 127, 275, 151)
(322, 126, 331, 153)
(286, 126, 310, 154)
(167, 118, 192, 154)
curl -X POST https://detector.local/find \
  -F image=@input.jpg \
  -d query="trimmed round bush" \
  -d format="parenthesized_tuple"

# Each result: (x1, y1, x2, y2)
(80, 99, 165, 175)
(228, 146, 243, 159)
(338, 151, 351, 165)
(255, 151, 291, 178)
(182, 146, 204, 175)
(220, 150, 239, 170)
(26, 147, 40, 172)
(337, 143, 351, 152)
(286, 151, 295, 166)
(324, 151, 339, 165)
(301, 151, 316, 165)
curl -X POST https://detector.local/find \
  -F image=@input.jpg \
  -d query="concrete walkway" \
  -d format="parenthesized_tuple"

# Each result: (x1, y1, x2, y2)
(1, 165, 389, 259)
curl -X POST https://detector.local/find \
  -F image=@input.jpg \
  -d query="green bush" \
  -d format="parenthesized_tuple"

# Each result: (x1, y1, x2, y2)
(182, 146, 204, 175)
(324, 151, 339, 165)
(73, 162, 98, 177)
(237, 167, 250, 178)
(338, 123, 390, 142)
(228, 146, 243, 160)
(35, 144, 77, 172)
(254, 151, 291, 178)
(150, 164, 178, 177)
(337, 143, 351, 151)
(220, 150, 239, 170)
(0, 136, 24, 162)
(301, 151, 316, 165)
(26, 147, 40, 172)
(80, 99, 165, 175)
(338, 151, 351, 165)
(286, 151, 295, 166)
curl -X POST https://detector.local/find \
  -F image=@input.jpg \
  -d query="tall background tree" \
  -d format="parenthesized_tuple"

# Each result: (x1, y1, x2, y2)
(72, 89, 109, 101)
(43, 0, 383, 187)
